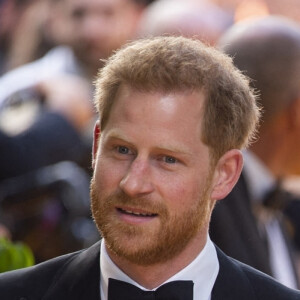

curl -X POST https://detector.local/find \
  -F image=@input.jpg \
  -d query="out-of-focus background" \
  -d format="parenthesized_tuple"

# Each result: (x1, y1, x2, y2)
(1, 0, 300, 290)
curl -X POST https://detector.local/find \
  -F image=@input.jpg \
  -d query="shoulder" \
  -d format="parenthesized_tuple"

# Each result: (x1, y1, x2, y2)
(0, 241, 101, 300)
(0, 249, 81, 299)
(214, 246, 300, 300)
(239, 261, 300, 299)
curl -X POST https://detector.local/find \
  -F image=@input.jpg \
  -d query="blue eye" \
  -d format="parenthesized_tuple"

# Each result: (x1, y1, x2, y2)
(117, 146, 129, 154)
(164, 156, 177, 164)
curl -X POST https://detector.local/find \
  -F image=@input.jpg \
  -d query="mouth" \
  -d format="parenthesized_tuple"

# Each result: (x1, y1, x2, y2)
(116, 207, 158, 217)
(115, 206, 158, 224)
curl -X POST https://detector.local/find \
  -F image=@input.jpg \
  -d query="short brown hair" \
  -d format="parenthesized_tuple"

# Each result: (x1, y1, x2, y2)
(94, 36, 260, 163)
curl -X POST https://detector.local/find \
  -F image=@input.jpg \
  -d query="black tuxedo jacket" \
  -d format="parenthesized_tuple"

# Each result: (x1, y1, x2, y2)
(1, 241, 299, 300)
(210, 174, 273, 275)
(210, 173, 300, 286)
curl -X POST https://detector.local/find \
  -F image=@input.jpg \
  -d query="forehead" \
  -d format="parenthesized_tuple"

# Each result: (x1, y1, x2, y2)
(105, 85, 206, 139)
(101, 86, 210, 164)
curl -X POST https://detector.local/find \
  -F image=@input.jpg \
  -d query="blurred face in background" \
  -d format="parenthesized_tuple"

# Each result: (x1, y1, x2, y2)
(64, 0, 144, 75)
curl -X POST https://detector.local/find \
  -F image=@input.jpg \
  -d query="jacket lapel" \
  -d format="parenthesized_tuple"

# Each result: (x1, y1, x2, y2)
(43, 242, 101, 300)
(212, 246, 256, 300)
(40, 240, 260, 299)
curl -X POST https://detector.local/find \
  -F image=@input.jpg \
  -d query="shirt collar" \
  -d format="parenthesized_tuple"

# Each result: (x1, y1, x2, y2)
(100, 236, 219, 300)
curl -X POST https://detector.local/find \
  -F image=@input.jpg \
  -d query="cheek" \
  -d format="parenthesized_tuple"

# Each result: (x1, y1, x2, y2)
(158, 175, 200, 211)
(94, 158, 124, 192)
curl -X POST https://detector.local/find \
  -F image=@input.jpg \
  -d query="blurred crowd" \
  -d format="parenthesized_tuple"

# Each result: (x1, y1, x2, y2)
(0, 0, 300, 289)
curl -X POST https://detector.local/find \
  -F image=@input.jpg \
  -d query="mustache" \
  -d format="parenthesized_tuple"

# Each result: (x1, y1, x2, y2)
(91, 186, 167, 217)
(90, 178, 168, 216)
(107, 191, 167, 214)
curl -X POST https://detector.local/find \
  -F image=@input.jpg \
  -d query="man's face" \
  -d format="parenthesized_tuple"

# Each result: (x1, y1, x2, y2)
(64, 0, 143, 74)
(91, 86, 215, 266)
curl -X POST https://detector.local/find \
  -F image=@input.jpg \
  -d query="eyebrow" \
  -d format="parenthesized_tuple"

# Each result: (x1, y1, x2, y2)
(104, 130, 135, 148)
(104, 129, 192, 156)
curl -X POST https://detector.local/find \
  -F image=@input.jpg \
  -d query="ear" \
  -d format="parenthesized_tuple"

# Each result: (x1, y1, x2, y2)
(92, 121, 101, 169)
(210, 149, 243, 201)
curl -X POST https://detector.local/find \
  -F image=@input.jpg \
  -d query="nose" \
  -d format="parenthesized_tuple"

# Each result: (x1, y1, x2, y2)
(119, 159, 154, 198)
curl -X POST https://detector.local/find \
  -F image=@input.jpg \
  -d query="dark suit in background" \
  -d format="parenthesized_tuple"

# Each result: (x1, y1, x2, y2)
(210, 174, 272, 275)
(0, 111, 90, 181)
(210, 173, 299, 285)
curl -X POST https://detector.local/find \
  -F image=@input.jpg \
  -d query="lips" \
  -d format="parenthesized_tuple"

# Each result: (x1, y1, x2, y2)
(116, 207, 157, 217)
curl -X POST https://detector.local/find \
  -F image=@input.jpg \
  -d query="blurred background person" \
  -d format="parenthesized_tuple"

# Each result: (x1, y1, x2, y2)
(210, 16, 300, 289)
(0, 0, 63, 74)
(211, 0, 300, 24)
(137, 0, 233, 46)
(0, 0, 154, 102)
(0, 0, 36, 75)
(0, 75, 94, 181)
(0, 0, 156, 177)
(5, 0, 68, 71)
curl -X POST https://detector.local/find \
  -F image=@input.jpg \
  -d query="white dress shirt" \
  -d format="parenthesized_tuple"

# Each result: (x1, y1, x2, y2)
(243, 150, 298, 289)
(99, 235, 219, 300)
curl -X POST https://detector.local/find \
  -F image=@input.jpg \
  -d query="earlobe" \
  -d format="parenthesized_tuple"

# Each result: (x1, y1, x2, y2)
(210, 149, 243, 201)
(92, 121, 101, 169)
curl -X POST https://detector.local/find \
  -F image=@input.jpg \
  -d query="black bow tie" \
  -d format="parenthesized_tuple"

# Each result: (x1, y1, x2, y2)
(108, 278, 193, 300)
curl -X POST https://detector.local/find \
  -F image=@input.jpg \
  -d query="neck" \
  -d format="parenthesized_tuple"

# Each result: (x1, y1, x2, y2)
(106, 227, 208, 289)
(250, 120, 296, 177)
